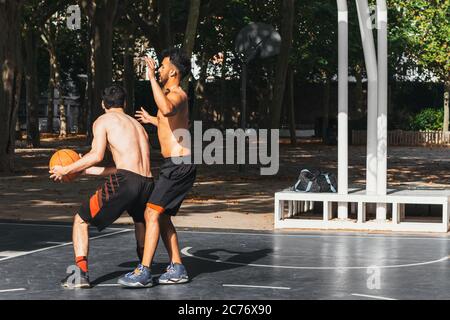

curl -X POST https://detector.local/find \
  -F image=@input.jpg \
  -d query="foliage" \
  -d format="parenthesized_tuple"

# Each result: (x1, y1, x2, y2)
(410, 107, 444, 131)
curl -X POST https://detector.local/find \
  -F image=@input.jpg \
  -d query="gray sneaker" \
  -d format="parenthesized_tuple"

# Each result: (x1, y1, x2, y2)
(157, 263, 189, 284)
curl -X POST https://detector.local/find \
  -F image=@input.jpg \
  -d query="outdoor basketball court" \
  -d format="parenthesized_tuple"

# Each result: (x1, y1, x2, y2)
(0, 221, 449, 300)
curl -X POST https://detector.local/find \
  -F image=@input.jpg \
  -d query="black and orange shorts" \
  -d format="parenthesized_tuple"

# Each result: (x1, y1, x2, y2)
(79, 169, 154, 231)
(147, 157, 196, 216)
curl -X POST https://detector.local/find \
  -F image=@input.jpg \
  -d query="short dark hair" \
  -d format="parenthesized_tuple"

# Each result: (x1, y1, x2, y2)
(102, 85, 127, 109)
(162, 48, 192, 80)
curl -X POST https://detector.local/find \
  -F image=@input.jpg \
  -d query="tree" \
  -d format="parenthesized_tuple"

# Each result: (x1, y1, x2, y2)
(393, 0, 450, 132)
(0, 1, 24, 172)
(270, 0, 295, 129)
(79, 0, 119, 136)
(22, 0, 67, 145)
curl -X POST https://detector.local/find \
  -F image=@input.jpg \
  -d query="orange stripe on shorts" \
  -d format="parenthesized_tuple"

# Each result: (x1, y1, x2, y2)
(89, 191, 101, 218)
(146, 203, 165, 214)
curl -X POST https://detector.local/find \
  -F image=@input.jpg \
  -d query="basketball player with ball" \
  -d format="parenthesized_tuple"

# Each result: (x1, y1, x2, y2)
(49, 85, 154, 289)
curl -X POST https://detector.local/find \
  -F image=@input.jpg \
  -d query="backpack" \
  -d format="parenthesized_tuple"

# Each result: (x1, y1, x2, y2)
(292, 169, 337, 193)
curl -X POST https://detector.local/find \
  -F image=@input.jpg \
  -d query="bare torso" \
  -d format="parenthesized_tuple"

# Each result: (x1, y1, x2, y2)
(157, 87, 191, 158)
(98, 112, 152, 177)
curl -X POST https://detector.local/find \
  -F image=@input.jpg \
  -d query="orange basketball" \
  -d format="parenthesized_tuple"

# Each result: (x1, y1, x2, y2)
(49, 149, 81, 182)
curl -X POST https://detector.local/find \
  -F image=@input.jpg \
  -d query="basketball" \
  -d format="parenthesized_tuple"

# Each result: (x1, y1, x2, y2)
(49, 149, 81, 182)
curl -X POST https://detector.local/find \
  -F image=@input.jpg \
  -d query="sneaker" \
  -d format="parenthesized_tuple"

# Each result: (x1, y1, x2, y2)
(157, 263, 189, 284)
(61, 266, 91, 289)
(117, 264, 153, 288)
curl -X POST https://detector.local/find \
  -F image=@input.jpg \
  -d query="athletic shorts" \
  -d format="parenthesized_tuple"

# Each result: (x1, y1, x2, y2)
(79, 169, 154, 231)
(147, 157, 196, 216)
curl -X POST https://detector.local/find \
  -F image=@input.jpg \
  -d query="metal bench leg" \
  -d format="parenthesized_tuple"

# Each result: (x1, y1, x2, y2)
(323, 201, 332, 221)
(399, 203, 405, 221)
(288, 201, 293, 218)
(358, 202, 366, 223)
(443, 202, 449, 232)
(392, 203, 399, 224)
(338, 202, 348, 220)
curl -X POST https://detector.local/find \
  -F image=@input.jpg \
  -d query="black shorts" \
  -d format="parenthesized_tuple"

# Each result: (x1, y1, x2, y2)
(147, 157, 196, 216)
(79, 169, 154, 231)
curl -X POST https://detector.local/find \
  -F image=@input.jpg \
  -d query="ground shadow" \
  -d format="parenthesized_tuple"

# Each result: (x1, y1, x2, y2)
(181, 248, 273, 280)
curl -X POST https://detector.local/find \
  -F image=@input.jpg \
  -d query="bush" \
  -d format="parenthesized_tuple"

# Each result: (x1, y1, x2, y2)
(409, 108, 444, 131)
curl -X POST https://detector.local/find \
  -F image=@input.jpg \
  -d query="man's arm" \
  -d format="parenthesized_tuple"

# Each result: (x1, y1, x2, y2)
(85, 167, 117, 176)
(50, 119, 108, 181)
(149, 77, 185, 117)
(135, 107, 158, 127)
(145, 57, 185, 117)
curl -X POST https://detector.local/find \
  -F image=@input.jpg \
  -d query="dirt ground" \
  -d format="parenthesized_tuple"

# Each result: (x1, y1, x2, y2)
(0, 135, 449, 230)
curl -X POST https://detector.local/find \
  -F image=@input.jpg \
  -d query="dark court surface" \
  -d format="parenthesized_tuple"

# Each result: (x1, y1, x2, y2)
(0, 221, 449, 300)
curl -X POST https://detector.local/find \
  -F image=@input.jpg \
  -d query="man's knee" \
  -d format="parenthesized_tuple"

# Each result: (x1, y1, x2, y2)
(74, 214, 87, 226)
(144, 207, 162, 224)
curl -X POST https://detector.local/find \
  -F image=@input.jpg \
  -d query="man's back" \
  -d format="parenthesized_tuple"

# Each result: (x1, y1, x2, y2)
(98, 111, 151, 177)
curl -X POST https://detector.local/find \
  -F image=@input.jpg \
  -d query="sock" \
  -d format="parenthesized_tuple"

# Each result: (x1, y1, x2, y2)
(76, 256, 88, 273)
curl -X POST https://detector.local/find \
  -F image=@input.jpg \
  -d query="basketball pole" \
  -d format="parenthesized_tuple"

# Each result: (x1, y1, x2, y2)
(375, 0, 388, 220)
(337, 0, 349, 220)
(356, 0, 378, 196)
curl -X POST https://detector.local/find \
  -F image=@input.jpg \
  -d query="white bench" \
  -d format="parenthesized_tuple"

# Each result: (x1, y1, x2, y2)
(274, 188, 450, 233)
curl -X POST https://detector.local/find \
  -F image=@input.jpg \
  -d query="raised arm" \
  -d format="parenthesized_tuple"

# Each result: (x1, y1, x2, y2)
(145, 57, 185, 117)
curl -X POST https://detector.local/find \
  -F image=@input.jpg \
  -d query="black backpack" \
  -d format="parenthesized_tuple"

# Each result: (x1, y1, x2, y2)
(292, 169, 337, 193)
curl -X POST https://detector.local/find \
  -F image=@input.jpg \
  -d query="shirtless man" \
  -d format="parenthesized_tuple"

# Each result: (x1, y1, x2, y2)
(118, 48, 196, 288)
(50, 85, 154, 289)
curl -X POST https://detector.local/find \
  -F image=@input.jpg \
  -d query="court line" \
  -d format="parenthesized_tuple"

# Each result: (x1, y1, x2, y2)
(178, 230, 450, 242)
(181, 247, 450, 270)
(351, 293, 396, 300)
(0, 222, 127, 231)
(0, 288, 27, 293)
(96, 284, 121, 287)
(223, 284, 290, 290)
(0, 229, 131, 263)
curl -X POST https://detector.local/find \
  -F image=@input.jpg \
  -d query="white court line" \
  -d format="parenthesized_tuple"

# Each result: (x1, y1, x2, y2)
(352, 293, 396, 300)
(0, 229, 131, 263)
(181, 247, 450, 270)
(0, 251, 27, 258)
(0, 222, 126, 231)
(0, 288, 27, 293)
(178, 230, 450, 242)
(223, 284, 290, 290)
(96, 284, 121, 287)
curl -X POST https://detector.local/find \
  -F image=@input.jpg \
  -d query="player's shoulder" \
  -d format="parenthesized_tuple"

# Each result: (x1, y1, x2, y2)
(93, 113, 118, 129)
(168, 87, 188, 102)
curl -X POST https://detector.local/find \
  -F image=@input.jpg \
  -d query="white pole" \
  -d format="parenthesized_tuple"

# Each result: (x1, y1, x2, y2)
(356, 0, 378, 195)
(376, 0, 388, 220)
(337, 0, 349, 219)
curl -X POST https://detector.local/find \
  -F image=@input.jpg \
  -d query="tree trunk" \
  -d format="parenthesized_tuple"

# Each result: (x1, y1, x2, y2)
(190, 52, 208, 123)
(24, 30, 41, 147)
(322, 73, 331, 142)
(158, 0, 172, 49)
(287, 69, 297, 145)
(46, 47, 57, 134)
(0, 1, 23, 172)
(220, 52, 227, 128)
(355, 63, 364, 117)
(181, 0, 201, 91)
(443, 80, 449, 133)
(53, 56, 66, 138)
(270, 0, 295, 129)
(124, 35, 135, 116)
(80, 0, 119, 139)
(183, 0, 201, 56)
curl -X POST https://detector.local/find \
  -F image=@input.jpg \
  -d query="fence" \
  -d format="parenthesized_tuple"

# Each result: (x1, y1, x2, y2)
(352, 130, 450, 146)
